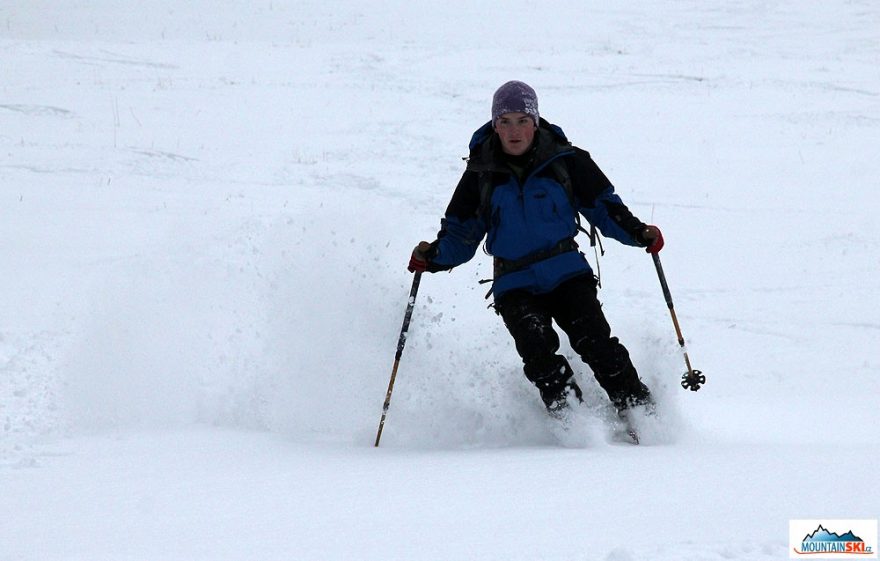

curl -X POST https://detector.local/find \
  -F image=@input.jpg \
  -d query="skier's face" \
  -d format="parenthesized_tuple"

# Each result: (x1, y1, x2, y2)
(494, 112, 536, 156)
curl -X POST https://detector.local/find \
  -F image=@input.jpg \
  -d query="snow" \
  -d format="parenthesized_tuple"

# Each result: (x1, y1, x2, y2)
(1, 1, 878, 559)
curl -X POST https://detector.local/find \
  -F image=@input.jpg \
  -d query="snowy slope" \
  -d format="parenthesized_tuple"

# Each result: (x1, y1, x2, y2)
(2, 1, 878, 560)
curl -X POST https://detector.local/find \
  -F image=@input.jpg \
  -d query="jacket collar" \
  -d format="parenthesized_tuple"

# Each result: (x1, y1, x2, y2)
(465, 118, 572, 174)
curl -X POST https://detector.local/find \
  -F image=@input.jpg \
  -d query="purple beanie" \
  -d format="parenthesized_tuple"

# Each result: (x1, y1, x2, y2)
(491, 81, 539, 125)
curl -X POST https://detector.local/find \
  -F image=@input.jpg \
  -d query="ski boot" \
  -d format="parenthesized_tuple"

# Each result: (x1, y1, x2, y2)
(611, 384, 655, 445)
(540, 378, 584, 420)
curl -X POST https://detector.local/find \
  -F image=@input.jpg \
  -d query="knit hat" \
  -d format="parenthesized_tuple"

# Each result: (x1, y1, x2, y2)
(491, 81, 539, 125)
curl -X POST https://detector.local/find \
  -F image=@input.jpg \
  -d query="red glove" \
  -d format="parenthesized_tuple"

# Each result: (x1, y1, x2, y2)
(642, 225, 664, 254)
(407, 241, 434, 273)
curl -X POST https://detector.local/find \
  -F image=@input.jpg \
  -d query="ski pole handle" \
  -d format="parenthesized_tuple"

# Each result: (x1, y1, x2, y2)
(375, 272, 422, 447)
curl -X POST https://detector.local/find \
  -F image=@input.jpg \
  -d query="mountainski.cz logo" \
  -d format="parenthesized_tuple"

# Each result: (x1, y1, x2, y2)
(790, 520, 878, 558)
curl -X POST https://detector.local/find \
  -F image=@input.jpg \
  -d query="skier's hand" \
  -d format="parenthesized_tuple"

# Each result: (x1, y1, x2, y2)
(641, 225, 664, 254)
(407, 241, 435, 273)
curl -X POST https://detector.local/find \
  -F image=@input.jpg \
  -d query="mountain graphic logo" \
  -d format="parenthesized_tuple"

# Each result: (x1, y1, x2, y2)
(803, 525, 865, 544)
(793, 523, 876, 557)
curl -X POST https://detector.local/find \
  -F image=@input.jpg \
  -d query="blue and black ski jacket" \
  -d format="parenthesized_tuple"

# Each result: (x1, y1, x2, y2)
(427, 119, 650, 299)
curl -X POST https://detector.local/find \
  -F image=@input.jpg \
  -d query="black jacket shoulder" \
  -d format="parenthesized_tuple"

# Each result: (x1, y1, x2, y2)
(561, 147, 614, 209)
(444, 169, 481, 222)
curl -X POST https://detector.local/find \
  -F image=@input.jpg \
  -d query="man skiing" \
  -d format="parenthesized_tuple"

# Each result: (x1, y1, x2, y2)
(408, 80, 663, 421)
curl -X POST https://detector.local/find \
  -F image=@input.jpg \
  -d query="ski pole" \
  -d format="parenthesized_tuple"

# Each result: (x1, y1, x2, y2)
(651, 253, 705, 391)
(374, 271, 422, 447)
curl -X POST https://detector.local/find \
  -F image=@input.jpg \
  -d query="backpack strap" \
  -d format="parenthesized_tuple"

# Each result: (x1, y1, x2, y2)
(549, 157, 605, 287)
(548, 157, 591, 238)
(477, 170, 494, 220)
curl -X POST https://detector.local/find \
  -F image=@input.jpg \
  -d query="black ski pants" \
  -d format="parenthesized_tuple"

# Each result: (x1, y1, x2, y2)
(495, 273, 650, 409)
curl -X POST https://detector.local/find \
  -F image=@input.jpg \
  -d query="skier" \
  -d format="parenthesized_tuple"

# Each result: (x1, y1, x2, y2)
(407, 80, 663, 420)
